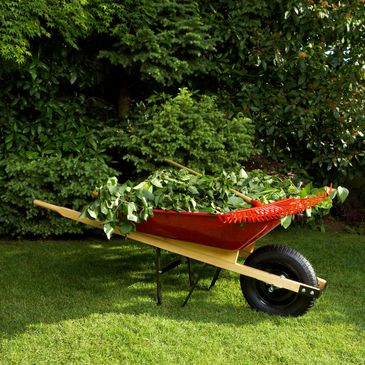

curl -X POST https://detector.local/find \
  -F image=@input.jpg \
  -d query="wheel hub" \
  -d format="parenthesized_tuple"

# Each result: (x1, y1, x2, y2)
(257, 268, 298, 306)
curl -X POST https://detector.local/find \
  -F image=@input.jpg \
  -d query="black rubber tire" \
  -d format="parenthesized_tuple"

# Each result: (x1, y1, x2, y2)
(240, 245, 318, 316)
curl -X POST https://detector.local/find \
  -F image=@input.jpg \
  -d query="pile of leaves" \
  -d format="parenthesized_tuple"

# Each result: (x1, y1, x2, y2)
(82, 169, 349, 239)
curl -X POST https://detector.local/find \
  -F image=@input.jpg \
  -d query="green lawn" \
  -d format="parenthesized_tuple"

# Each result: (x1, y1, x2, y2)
(1, 228, 364, 365)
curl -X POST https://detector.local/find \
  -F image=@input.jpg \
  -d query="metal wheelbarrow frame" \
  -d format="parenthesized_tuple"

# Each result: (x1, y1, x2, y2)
(33, 199, 327, 317)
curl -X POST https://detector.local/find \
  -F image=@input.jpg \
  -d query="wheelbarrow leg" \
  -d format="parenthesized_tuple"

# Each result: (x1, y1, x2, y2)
(155, 249, 190, 305)
(182, 272, 201, 307)
(208, 268, 222, 290)
(187, 258, 193, 287)
(182, 265, 221, 306)
(155, 248, 162, 305)
(155, 250, 222, 307)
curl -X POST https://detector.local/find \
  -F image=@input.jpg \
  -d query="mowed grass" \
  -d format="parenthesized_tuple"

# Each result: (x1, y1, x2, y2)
(0, 228, 364, 365)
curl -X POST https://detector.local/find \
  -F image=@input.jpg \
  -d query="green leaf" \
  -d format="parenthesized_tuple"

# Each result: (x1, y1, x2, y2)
(142, 189, 155, 201)
(127, 202, 138, 222)
(119, 223, 135, 235)
(227, 196, 245, 206)
(150, 177, 163, 188)
(100, 202, 109, 215)
(239, 169, 248, 179)
(300, 183, 312, 198)
(280, 215, 292, 229)
(70, 72, 77, 85)
(87, 208, 98, 219)
(188, 185, 199, 195)
(337, 186, 349, 203)
(134, 181, 149, 190)
(103, 223, 114, 240)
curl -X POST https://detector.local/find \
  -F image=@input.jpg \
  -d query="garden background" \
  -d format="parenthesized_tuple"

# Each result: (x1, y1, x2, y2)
(1, 2, 365, 364)
(1, 0, 364, 238)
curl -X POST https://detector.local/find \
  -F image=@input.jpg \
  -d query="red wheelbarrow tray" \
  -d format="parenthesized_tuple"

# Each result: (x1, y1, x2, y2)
(136, 209, 279, 250)
(33, 199, 327, 303)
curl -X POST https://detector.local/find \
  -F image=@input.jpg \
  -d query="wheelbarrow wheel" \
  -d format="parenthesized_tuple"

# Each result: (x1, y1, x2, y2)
(240, 245, 318, 316)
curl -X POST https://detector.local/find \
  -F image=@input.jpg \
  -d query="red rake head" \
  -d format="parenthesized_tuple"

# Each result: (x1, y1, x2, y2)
(219, 189, 331, 224)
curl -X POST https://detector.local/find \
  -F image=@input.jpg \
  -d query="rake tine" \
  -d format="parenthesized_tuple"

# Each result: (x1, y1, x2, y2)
(220, 189, 331, 224)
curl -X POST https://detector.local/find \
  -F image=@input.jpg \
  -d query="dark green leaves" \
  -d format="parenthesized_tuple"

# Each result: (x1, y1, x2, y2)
(0, 156, 117, 237)
(115, 88, 255, 175)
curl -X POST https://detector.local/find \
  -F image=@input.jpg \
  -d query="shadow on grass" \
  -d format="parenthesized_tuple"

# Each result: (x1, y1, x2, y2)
(0, 239, 250, 336)
(0, 231, 364, 338)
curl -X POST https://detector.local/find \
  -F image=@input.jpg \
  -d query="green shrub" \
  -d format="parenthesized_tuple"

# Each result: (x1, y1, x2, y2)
(0, 52, 115, 162)
(200, 1, 365, 184)
(109, 88, 256, 174)
(0, 156, 117, 237)
(0, 0, 91, 63)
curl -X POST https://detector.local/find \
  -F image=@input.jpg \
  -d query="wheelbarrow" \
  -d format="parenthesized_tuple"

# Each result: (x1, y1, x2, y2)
(33, 189, 328, 317)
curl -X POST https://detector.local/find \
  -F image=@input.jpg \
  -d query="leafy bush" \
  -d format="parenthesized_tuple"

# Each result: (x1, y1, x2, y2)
(94, 0, 215, 86)
(0, 0, 91, 63)
(200, 1, 365, 183)
(0, 51, 115, 162)
(108, 88, 256, 174)
(0, 156, 117, 237)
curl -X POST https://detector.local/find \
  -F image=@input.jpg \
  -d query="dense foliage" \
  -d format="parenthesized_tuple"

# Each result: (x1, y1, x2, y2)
(200, 1, 365, 182)
(107, 88, 255, 174)
(84, 168, 348, 238)
(0, 156, 117, 237)
(0, 0, 363, 236)
(0, 52, 113, 162)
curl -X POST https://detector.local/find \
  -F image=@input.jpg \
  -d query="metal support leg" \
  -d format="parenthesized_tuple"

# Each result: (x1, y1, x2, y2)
(155, 248, 162, 305)
(182, 273, 201, 307)
(155, 250, 221, 307)
(187, 258, 193, 287)
(155, 251, 188, 305)
(208, 268, 222, 290)
(182, 266, 222, 306)
(160, 257, 185, 274)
